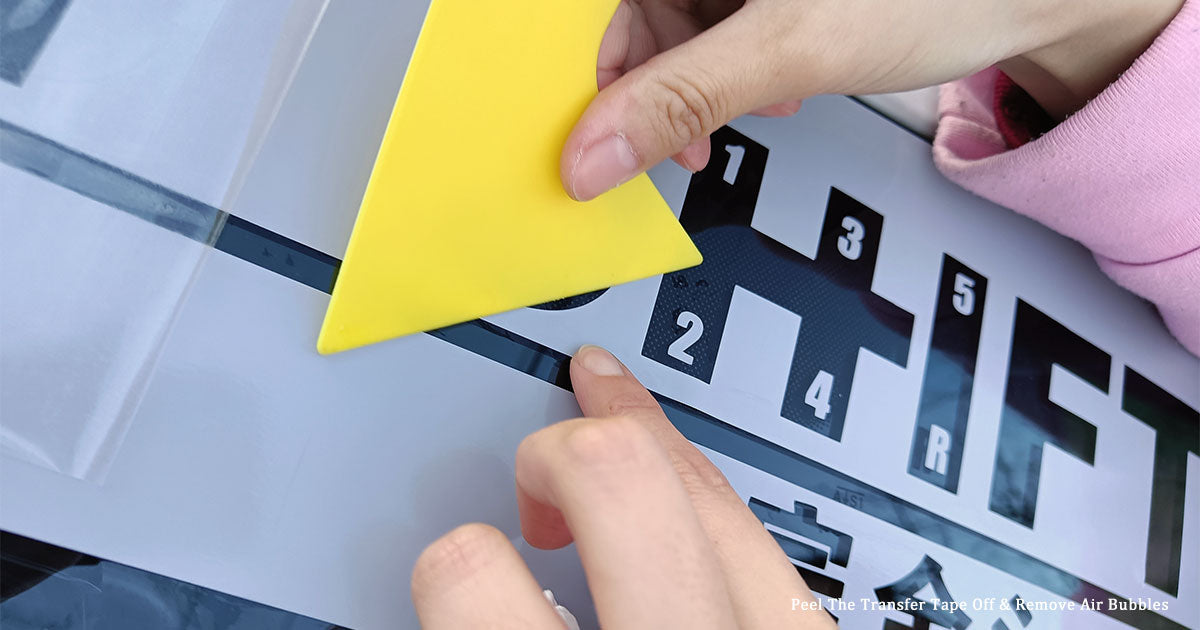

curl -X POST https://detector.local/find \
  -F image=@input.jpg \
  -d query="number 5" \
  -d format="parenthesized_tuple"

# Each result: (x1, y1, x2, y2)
(952, 273, 975, 316)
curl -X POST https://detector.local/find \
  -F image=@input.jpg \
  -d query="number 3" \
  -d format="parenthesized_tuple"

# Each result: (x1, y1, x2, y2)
(668, 311, 704, 366)
(837, 216, 865, 260)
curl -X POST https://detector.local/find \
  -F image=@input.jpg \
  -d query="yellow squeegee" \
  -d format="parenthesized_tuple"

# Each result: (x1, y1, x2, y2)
(316, 0, 702, 354)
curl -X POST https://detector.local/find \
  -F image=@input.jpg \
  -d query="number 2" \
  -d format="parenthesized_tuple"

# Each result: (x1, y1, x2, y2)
(952, 273, 976, 316)
(805, 371, 835, 419)
(668, 311, 704, 366)
(722, 145, 745, 185)
(837, 217, 865, 260)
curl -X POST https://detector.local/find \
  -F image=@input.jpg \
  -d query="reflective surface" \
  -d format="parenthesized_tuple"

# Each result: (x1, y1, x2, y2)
(0, 0, 326, 481)
(1, 6, 1196, 623)
(0, 532, 340, 629)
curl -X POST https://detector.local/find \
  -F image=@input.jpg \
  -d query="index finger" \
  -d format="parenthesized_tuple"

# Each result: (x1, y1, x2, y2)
(566, 345, 834, 628)
(515, 415, 737, 629)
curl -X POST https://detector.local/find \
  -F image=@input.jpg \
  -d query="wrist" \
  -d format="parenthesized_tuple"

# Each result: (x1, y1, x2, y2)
(999, 0, 1184, 119)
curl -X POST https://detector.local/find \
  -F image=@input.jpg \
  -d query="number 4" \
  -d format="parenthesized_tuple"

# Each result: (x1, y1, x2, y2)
(805, 371, 835, 420)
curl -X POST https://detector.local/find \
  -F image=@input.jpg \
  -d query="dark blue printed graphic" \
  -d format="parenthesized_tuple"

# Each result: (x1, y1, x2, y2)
(988, 300, 1110, 528)
(0, 0, 72, 84)
(750, 498, 852, 599)
(750, 498, 852, 568)
(0, 119, 224, 243)
(748, 496, 854, 600)
(214, 215, 341, 294)
(1122, 367, 1199, 596)
(909, 256, 988, 492)
(876, 555, 972, 630)
(988, 595, 1036, 629)
(7, 118, 1194, 630)
(642, 126, 913, 441)
(0, 531, 340, 629)
(1010, 595, 1034, 627)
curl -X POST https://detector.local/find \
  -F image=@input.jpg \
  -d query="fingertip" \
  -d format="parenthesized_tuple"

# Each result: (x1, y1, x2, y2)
(573, 344, 625, 376)
(677, 136, 711, 172)
(569, 345, 640, 419)
(517, 484, 573, 549)
(569, 347, 667, 427)
(566, 0, 639, 200)
(564, 132, 641, 202)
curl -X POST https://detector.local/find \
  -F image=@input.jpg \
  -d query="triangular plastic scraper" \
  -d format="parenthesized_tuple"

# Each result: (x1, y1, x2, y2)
(317, 0, 702, 354)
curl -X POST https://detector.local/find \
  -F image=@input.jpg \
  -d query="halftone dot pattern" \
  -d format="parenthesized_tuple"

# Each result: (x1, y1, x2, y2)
(643, 126, 913, 441)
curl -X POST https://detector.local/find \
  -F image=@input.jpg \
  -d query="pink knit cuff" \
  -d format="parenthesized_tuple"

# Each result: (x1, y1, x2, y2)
(932, 0, 1200, 355)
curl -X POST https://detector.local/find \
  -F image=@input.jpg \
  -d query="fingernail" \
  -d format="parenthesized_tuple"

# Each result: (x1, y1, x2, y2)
(569, 134, 639, 201)
(575, 344, 624, 376)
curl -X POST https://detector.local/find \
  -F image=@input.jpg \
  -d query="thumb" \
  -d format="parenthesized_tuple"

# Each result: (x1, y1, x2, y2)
(562, 6, 782, 201)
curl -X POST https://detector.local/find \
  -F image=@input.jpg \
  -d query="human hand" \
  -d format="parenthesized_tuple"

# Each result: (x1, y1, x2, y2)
(561, 0, 1184, 201)
(411, 345, 835, 628)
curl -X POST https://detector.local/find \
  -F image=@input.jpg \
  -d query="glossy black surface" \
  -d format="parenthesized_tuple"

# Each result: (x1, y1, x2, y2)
(641, 127, 913, 441)
(1123, 367, 1200, 596)
(908, 255, 988, 492)
(4, 115, 1195, 629)
(989, 299, 1109, 528)
(0, 532, 341, 629)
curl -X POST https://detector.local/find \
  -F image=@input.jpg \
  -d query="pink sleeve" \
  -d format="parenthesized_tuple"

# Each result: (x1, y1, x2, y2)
(931, 0, 1200, 356)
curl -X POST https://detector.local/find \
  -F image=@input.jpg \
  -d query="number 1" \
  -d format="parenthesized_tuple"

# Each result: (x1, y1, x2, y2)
(723, 145, 745, 185)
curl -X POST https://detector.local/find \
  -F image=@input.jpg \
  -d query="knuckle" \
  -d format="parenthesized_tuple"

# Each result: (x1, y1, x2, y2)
(603, 390, 662, 419)
(649, 70, 725, 145)
(411, 523, 507, 595)
(677, 449, 735, 493)
(562, 416, 659, 469)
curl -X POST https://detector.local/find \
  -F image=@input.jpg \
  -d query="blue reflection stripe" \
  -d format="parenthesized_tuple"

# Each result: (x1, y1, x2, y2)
(0, 121, 339, 293)
(0, 0, 73, 85)
(2, 119, 1184, 630)
(213, 214, 340, 294)
(0, 120, 224, 243)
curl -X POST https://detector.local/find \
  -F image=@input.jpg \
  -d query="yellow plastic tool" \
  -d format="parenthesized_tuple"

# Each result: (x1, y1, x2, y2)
(317, 0, 701, 354)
